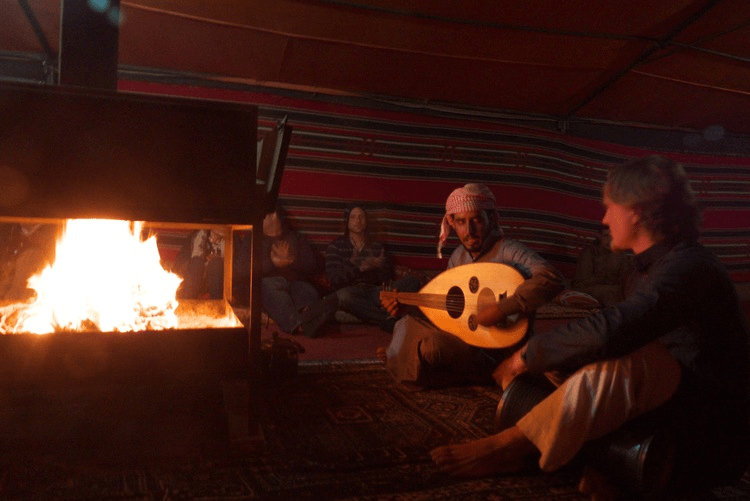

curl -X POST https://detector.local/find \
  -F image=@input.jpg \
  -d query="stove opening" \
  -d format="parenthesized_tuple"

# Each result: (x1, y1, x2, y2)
(0, 218, 249, 335)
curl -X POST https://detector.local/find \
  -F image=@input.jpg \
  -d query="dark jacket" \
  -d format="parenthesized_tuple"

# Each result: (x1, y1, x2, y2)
(525, 240, 750, 485)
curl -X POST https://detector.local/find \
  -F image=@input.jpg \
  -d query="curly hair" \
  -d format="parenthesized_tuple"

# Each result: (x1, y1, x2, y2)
(604, 155, 701, 243)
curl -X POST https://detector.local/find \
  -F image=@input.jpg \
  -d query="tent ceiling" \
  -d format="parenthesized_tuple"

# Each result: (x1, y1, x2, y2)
(2, 0, 750, 137)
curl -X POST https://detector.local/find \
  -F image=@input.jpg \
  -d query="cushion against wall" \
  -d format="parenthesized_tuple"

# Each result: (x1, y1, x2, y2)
(555, 290, 601, 309)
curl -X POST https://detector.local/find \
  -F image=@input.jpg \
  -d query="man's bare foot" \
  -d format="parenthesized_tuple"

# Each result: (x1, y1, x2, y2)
(430, 425, 538, 477)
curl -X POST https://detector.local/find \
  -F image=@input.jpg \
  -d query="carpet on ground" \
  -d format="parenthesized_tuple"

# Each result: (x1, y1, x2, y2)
(0, 360, 748, 500)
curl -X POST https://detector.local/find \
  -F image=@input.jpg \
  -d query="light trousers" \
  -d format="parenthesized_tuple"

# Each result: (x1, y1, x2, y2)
(516, 341, 681, 471)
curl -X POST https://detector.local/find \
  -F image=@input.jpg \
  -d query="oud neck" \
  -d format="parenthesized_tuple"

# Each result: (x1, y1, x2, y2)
(386, 291, 447, 311)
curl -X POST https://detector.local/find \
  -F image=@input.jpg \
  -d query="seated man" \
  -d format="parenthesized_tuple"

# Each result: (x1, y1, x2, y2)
(323, 204, 420, 333)
(431, 156, 750, 497)
(259, 206, 331, 338)
(381, 183, 565, 389)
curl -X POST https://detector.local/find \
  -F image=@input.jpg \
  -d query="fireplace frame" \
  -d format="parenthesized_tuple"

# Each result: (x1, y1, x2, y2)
(0, 82, 265, 457)
(0, 81, 262, 350)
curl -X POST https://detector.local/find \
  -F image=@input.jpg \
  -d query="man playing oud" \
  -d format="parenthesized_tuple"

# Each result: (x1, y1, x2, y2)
(431, 156, 750, 498)
(381, 183, 564, 389)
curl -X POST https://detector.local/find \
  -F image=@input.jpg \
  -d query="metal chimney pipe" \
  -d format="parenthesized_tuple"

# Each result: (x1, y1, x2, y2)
(58, 0, 120, 89)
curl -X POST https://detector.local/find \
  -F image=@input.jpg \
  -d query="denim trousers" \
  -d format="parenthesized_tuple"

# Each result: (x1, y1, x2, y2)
(335, 275, 422, 325)
(262, 275, 320, 333)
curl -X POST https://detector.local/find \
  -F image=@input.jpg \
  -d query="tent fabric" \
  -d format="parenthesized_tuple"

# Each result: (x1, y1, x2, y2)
(2, 0, 750, 140)
(121, 80, 750, 282)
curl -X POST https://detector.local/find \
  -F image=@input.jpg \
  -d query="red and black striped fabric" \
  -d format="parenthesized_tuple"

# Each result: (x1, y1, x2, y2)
(121, 81, 750, 282)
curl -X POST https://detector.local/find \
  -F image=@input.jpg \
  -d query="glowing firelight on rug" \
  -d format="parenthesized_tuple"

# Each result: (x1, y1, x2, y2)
(0, 219, 241, 334)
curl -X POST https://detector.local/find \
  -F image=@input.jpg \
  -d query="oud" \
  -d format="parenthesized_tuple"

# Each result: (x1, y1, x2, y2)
(380, 262, 528, 348)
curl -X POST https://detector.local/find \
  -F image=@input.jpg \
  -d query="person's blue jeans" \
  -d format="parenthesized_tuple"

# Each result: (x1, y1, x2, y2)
(262, 275, 320, 333)
(335, 275, 422, 325)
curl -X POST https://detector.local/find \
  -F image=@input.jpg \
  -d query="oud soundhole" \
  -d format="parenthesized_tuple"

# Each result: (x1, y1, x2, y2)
(446, 286, 465, 319)
(468, 276, 479, 294)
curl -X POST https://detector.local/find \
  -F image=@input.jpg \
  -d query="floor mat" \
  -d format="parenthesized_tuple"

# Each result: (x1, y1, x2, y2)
(1, 361, 748, 500)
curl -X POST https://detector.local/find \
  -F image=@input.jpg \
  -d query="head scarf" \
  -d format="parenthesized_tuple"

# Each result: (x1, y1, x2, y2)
(437, 183, 498, 258)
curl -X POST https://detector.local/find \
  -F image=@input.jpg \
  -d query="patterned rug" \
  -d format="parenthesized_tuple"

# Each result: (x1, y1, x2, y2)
(245, 360, 584, 500)
(1, 360, 748, 500)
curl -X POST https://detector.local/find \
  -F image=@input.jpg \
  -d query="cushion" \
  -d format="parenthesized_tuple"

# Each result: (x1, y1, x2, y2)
(554, 289, 602, 309)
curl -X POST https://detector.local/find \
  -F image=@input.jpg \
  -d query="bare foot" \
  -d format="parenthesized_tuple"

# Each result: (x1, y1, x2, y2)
(430, 426, 538, 477)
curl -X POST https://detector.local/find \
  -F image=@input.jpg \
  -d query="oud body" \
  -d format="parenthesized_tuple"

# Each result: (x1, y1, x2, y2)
(381, 262, 528, 348)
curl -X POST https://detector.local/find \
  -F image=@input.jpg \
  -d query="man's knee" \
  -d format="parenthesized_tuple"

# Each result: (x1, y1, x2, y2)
(335, 285, 368, 308)
(263, 276, 290, 292)
(616, 342, 681, 408)
(567, 342, 681, 417)
(418, 330, 478, 368)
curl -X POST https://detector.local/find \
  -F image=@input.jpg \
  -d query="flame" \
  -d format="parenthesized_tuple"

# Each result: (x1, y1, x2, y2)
(0, 219, 182, 334)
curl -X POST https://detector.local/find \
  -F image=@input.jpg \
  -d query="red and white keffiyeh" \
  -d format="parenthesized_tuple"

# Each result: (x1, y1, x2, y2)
(437, 183, 497, 258)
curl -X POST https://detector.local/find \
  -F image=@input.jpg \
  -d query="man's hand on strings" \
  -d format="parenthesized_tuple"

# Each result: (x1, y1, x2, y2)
(475, 301, 508, 326)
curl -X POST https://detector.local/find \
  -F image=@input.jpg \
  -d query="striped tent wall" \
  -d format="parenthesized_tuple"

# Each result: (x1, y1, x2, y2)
(120, 81, 750, 282)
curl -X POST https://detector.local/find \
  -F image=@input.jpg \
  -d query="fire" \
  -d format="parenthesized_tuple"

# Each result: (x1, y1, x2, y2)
(0, 219, 182, 334)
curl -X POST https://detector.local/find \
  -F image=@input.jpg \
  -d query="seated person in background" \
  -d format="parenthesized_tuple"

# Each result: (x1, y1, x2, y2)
(0, 223, 59, 301)
(323, 204, 421, 333)
(380, 183, 565, 389)
(261, 206, 331, 338)
(572, 225, 634, 307)
(177, 228, 225, 299)
(430, 156, 750, 498)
